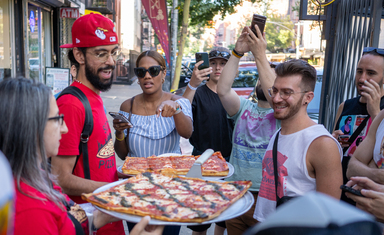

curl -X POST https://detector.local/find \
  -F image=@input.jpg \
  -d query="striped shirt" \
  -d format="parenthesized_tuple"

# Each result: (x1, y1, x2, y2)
(119, 98, 192, 158)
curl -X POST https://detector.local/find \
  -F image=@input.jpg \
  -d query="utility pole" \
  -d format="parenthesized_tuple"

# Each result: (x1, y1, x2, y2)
(296, 21, 301, 59)
(170, 0, 178, 90)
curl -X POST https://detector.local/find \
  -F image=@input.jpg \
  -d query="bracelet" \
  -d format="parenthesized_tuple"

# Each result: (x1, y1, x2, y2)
(187, 82, 198, 91)
(174, 106, 182, 115)
(232, 49, 244, 58)
(115, 134, 125, 141)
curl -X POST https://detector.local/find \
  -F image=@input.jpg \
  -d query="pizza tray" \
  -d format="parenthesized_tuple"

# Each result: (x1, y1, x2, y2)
(93, 180, 254, 226)
(117, 162, 234, 180)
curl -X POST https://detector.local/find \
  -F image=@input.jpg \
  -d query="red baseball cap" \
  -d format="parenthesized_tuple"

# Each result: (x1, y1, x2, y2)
(60, 13, 118, 48)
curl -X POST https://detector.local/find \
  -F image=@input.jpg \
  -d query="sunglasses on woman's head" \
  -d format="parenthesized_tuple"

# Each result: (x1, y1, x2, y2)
(208, 50, 231, 60)
(134, 66, 163, 78)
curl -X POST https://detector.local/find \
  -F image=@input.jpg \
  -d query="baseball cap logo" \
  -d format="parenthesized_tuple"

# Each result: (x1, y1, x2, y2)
(110, 36, 116, 42)
(76, 38, 80, 43)
(95, 29, 106, 40)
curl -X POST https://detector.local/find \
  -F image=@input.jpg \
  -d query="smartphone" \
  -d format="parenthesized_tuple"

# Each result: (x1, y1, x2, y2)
(338, 135, 350, 145)
(109, 112, 133, 127)
(340, 185, 365, 197)
(195, 52, 209, 70)
(251, 14, 267, 37)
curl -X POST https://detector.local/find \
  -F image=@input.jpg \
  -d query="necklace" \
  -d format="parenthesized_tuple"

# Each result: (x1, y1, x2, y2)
(143, 92, 164, 116)
(74, 80, 82, 85)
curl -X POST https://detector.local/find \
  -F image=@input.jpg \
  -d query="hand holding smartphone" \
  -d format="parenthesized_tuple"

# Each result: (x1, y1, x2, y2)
(109, 112, 133, 127)
(338, 135, 350, 146)
(195, 52, 209, 70)
(340, 185, 365, 197)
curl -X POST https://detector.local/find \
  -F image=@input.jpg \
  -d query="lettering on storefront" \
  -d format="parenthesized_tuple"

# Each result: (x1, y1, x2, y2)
(60, 8, 80, 19)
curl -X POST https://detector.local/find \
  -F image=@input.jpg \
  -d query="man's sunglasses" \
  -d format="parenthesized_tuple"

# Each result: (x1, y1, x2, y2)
(209, 50, 231, 60)
(363, 47, 384, 56)
(134, 66, 164, 78)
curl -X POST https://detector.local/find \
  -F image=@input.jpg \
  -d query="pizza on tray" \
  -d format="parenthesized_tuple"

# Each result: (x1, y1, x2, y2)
(121, 151, 229, 176)
(81, 172, 251, 223)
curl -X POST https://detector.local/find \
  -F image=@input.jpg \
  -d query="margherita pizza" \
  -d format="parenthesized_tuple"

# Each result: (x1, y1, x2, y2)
(81, 172, 251, 223)
(121, 152, 229, 176)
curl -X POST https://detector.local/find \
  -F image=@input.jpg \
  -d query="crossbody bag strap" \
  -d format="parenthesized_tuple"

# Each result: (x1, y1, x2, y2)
(127, 96, 134, 156)
(273, 130, 281, 203)
(57, 86, 93, 180)
(343, 115, 370, 154)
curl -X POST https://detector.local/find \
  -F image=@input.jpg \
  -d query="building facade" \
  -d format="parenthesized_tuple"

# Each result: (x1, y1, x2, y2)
(0, 0, 120, 84)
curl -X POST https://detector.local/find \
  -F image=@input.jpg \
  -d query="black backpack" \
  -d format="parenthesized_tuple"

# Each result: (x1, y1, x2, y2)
(57, 86, 93, 179)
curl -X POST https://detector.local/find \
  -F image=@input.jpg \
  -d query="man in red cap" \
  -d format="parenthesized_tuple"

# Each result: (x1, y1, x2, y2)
(51, 13, 124, 235)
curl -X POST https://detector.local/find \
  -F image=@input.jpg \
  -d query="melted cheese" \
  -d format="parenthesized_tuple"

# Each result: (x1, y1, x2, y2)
(133, 181, 155, 190)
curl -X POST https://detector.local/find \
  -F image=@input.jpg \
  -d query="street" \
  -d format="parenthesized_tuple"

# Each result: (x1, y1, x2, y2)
(100, 82, 225, 235)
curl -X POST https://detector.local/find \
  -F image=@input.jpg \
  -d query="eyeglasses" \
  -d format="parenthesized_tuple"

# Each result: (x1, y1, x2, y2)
(268, 87, 308, 100)
(48, 114, 64, 126)
(363, 47, 384, 56)
(88, 50, 121, 63)
(134, 66, 164, 78)
(209, 50, 231, 60)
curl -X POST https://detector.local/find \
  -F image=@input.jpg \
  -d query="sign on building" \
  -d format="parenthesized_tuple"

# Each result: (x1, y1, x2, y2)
(60, 8, 80, 18)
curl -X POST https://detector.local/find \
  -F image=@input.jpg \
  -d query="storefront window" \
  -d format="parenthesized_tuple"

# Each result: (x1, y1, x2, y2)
(27, 4, 51, 83)
(0, 0, 12, 81)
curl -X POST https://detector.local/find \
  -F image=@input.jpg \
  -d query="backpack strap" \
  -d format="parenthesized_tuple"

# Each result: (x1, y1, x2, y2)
(57, 86, 94, 180)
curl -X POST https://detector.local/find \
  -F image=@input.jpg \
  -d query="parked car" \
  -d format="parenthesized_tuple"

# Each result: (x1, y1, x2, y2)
(232, 62, 258, 98)
(307, 67, 323, 123)
(29, 58, 39, 71)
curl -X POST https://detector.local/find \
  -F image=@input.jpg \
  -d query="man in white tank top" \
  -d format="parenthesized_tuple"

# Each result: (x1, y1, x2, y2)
(253, 59, 343, 222)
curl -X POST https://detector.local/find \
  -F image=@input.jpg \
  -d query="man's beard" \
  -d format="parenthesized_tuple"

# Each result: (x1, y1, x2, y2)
(273, 95, 304, 120)
(255, 84, 267, 101)
(85, 60, 114, 92)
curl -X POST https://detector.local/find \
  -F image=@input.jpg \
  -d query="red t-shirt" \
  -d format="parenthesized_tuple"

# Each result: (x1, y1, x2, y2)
(14, 181, 75, 235)
(57, 82, 124, 235)
(57, 82, 118, 203)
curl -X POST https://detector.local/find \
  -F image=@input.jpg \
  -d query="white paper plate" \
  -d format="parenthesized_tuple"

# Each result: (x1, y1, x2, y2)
(93, 180, 254, 225)
(117, 162, 234, 180)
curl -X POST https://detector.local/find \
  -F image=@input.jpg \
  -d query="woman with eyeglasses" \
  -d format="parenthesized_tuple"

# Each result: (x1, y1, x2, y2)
(0, 78, 164, 235)
(113, 50, 193, 235)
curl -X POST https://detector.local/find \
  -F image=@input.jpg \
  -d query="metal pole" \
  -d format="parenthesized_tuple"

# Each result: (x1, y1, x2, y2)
(370, 0, 383, 47)
(170, 0, 178, 91)
(296, 21, 300, 59)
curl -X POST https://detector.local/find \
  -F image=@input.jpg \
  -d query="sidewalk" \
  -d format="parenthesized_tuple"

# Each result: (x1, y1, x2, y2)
(100, 82, 225, 235)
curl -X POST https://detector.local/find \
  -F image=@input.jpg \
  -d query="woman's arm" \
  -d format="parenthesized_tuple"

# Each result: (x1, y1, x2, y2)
(156, 97, 193, 138)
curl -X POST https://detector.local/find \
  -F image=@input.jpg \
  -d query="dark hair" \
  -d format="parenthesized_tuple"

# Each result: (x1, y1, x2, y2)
(68, 49, 80, 71)
(355, 137, 363, 146)
(274, 59, 317, 91)
(0, 77, 66, 208)
(344, 116, 352, 124)
(136, 50, 166, 69)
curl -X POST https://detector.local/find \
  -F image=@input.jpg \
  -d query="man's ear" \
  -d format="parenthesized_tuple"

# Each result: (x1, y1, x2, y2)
(73, 47, 85, 65)
(304, 91, 314, 105)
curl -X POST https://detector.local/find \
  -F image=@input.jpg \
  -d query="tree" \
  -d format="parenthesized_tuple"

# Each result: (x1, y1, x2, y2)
(264, 14, 294, 53)
(170, 0, 261, 91)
